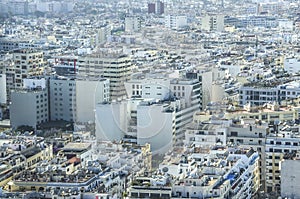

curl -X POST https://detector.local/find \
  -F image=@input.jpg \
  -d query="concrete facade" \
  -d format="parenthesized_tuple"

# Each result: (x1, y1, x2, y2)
(10, 88, 49, 129)
(76, 78, 110, 123)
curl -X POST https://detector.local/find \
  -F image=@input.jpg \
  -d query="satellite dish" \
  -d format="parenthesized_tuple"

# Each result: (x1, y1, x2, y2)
(162, 167, 169, 173)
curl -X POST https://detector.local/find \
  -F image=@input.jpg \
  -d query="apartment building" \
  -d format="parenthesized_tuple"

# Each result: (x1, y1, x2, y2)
(78, 50, 132, 101)
(156, 147, 260, 198)
(125, 17, 141, 33)
(239, 81, 300, 106)
(165, 15, 188, 30)
(96, 25, 111, 45)
(239, 85, 278, 106)
(265, 130, 300, 194)
(227, 120, 268, 192)
(10, 49, 44, 89)
(96, 99, 176, 154)
(10, 88, 49, 130)
(201, 15, 224, 32)
(49, 77, 76, 122)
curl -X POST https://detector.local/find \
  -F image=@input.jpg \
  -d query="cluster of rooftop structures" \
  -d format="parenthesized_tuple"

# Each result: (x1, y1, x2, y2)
(1, 0, 300, 198)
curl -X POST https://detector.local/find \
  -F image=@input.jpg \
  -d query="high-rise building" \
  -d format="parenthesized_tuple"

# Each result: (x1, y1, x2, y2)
(148, 0, 164, 15)
(96, 25, 111, 45)
(49, 77, 76, 122)
(165, 15, 188, 30)
(10, 87, 49, 130)
(125, 17, 141, 33)
(155, 0, 164, 15)
(11, 49, 44, 88)
(95, 99, 176, 154)
(5, 49, 44, 102)
(265, 131, 300, 193)
(201, 15, 225, 32)
(78, 50, 132, 101)
(148, 3, 155, 14)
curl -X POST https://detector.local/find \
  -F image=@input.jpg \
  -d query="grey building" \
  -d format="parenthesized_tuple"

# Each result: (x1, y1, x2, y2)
(10, 88, 49, 129)
(49, 77, 76, 122)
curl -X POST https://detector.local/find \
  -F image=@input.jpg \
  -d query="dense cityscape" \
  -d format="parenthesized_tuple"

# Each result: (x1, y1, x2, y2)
(0, 0, 300, 198)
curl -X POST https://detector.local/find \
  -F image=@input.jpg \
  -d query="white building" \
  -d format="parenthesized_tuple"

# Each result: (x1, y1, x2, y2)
(125, 78, 171, 100)
(165, 15, 188, 30)
(281, 159, 300, 199)
(125, 17, 141, 33)
(201, 15, 224, 32)
(36, 1, 74, 13)
(95, 101, 128, 142)
(95, 99, 175, 154)
(96, 25, 111, 45)
(75, 78, 110, 123)
(0, 74, 6, 104)
(239, 80, 300, 106)
(199, 68, 228, 109)
(278, 19, 294, 31)
(125, 77, 202, 143)
(137, 101, 175, 154)
(284, 57, 300, 74)
(239, 85, 278, 106)
(185, 122, 227, 147)
(158, 147, 260, 198)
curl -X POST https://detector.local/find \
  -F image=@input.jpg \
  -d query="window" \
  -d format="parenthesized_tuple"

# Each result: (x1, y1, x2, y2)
(231, 131, 238, 136)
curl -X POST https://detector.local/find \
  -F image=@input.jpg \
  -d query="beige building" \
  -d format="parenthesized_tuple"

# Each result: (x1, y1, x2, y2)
(265, 131, 300, 194)
(78, 50, 132, 101)
(10, 49, 44, 88)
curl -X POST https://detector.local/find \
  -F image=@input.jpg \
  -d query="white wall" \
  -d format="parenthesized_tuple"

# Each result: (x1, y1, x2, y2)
(95, 102, 127, 141)
(278, 19, 293, 31)
(284, 58, 300, 74)
(76, 79, 109, 123)
(165, 15, 187, 30)
(281, 160, 300, 199)
(23, 78, 46, 89)
(211, 83, 225, 102)
(0, 74, 6, 104)
(137, 104, 174, 154)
